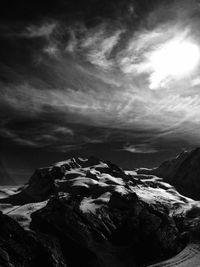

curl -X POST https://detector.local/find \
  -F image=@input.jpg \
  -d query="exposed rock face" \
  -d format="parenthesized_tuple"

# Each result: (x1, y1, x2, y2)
(0, 211, 67, 267)
(0, 156, 199, 266)
(30, 192, 182, 267)
(138, 148, 200, 200)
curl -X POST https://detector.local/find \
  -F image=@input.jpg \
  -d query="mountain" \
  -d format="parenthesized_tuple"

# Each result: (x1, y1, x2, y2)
(0, 156, 200, 266)
(138, 148, 200, 200)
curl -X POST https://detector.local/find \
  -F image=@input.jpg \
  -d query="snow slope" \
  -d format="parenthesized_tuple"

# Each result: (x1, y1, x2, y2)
(148, 243, 200, 267)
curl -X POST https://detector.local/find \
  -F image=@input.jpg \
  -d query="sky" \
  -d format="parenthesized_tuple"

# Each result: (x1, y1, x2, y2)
(1, 0, 200, 183)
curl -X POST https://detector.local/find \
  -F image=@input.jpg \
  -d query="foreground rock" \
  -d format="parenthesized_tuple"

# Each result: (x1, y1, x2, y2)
(0, 211, 67, 267)
(138, 148, 200, 200)
(0, 156, 200, 266)
(31, 191, 182, 266)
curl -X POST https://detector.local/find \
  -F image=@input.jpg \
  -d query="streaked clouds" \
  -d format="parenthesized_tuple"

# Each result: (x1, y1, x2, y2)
(123, 144, 158, 154)
(25, 22, 57, 38)
(1, 0, 200, 156)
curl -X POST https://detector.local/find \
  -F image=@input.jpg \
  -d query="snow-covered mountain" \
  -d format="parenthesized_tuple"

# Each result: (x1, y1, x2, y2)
(0, 155, 200, 266)
(138, 148, 200, 200)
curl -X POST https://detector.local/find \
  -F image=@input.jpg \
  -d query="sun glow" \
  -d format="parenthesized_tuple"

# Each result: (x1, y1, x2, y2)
(149, 38, 200, 89)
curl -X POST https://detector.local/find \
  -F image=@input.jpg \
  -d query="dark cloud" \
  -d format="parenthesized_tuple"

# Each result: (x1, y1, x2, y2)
(0, 0, 168, 22)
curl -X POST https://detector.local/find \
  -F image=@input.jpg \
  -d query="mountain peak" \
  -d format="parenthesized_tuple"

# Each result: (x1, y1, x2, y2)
(138, 148, 200, 200)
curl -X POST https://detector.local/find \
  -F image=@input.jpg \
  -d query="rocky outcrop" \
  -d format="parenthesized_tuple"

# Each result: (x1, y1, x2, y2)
(138, 148, 200, 200)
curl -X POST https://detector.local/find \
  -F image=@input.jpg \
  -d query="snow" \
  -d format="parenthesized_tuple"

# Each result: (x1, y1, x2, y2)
(0, 185, 48, 229)
(4, 201, 48, 229)
(99, 173, 124, 185)
(93, 163, 109, 169)
(125, 170, 137, 175)
(130, 183, 195, 216)
(0, 186, 20, 199)
(80, 192, 111, 214)
(80, 197, 103, 214)
(114, 185, 129, 195)
(0, 204, 20, 214)
(72, 177, 99, 186)
(134, 174, 158, 180)
(148, 243, 200, 267)
(96, 192, 111, 202)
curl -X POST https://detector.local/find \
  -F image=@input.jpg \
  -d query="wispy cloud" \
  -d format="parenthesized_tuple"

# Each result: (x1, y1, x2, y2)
(123, 144, 158, 154)
(64, 23, 124, 69)
(81, 27, 124, 69)
(1, 0, 200, 154)
(25, 22, 57, 38)
(53, 127, 74, 136)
